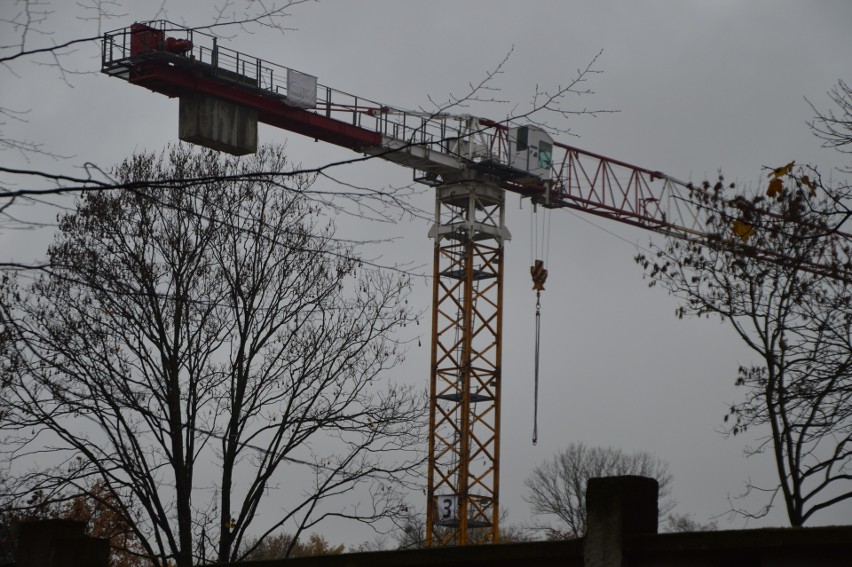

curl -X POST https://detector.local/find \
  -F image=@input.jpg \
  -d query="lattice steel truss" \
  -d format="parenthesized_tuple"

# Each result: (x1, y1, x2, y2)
(426, 178, 508, 546)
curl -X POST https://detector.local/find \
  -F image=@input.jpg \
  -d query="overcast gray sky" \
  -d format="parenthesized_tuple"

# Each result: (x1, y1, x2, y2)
(2, 0, 851, 544)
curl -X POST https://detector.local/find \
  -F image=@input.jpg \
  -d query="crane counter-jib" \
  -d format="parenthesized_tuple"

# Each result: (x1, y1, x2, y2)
(101, 22, 490, 156)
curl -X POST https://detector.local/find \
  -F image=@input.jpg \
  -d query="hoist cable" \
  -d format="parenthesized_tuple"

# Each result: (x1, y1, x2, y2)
(532, 291, 542, 445)
(530, 203, 550, 446)
(530, 203, 538, 262)
(544, 207, 552, 266)
(528, 206, 533, 263)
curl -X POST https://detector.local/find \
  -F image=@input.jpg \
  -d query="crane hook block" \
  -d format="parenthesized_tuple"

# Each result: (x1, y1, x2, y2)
(530, 259, 548, 291)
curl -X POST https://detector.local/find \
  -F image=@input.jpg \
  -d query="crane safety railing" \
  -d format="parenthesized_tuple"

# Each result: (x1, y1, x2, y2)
(101, 21, 511, 166)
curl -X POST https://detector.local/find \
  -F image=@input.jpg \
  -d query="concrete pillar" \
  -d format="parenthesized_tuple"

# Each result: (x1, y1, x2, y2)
(16, 519, 110, 567)
(16, 519, 84, 567)
(583, 476, 658, 567)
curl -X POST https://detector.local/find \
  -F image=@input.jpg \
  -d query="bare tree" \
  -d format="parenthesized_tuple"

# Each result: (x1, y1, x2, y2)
(523, 443, 675, 539)
(635, 163, 852, 526)
(809, 80, 852, 160)
(0, 144, 425, 566)
(807, 80, 852, 233)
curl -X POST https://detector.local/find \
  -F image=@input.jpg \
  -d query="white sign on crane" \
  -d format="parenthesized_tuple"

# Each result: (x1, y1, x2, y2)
(285, 69, 318, 109)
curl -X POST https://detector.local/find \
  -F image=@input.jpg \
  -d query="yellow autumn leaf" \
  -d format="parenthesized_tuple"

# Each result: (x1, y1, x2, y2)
(768, 161, 794, 178)
(732, 219, 755, 241)
(766, 177, 783, 197)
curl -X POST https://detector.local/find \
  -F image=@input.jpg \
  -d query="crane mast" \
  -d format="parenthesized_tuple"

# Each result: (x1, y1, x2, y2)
(427, 178, 507, 544)
(100, 21, 851, 546)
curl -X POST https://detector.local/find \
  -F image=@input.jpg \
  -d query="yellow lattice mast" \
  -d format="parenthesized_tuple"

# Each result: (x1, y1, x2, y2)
(426, 177, 507, 545)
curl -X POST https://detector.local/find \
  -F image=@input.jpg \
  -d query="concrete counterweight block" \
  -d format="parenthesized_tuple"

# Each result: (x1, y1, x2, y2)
(179, 93, 258, 156)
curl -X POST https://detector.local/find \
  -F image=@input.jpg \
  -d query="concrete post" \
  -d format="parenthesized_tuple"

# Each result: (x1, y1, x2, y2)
(52, 533, 111, 567)
(583, 475, 658, 567)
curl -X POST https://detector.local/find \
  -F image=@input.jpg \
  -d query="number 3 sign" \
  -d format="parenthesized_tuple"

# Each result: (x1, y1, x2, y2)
(435, 495, 458, 522)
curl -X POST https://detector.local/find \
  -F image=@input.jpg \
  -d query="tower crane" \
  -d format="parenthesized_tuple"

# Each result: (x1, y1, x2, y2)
(100, 21, 851, 546)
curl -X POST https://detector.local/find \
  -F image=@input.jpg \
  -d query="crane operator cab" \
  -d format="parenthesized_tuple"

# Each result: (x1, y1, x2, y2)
(509, 125, 554, 180)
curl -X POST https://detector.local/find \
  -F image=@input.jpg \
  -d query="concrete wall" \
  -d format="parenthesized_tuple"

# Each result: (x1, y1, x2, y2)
(15, 519, 109, 567)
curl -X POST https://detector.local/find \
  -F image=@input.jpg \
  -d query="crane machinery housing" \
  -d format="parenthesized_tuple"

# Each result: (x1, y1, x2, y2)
(100, 21, 850, 546)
